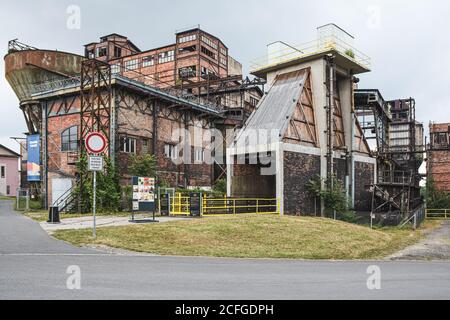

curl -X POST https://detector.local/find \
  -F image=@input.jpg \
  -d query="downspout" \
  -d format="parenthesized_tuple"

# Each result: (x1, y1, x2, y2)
(350, 75, 356, 208)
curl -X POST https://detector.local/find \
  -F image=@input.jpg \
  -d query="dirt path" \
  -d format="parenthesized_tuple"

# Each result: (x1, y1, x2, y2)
(388, 220, 450, 261)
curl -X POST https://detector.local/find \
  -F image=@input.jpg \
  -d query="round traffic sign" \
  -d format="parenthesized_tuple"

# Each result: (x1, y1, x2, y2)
(85, 132, 107, 154)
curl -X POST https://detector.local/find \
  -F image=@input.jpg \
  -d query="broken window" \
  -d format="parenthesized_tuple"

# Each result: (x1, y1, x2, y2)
(97, 47, 107, 57)
(142, 55, 155, 67)
(61, 126, 78, 152)
(179, 66, 197, 79)
(159, 50, 174, 64)
(201, 46, 215, 59)
(178, 45, 197, 54)
(114, 46, 122, 58)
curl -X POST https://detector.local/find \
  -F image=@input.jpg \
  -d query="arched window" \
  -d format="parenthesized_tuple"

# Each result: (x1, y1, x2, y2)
(61, 126, 78, 152)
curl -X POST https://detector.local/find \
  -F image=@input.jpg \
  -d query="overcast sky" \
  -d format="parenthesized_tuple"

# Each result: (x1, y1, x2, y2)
(1, 0, 449, 153)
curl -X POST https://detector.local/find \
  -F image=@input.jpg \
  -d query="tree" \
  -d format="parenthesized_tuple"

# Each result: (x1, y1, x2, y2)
(72, 153, 121, 213)
(307, 174, 356, 222)
(129, 154, 157, 178)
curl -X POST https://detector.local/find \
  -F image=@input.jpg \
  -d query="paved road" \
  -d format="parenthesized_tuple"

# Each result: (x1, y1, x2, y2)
(389, 220, 450, 260)
(1, 200, 449, 300)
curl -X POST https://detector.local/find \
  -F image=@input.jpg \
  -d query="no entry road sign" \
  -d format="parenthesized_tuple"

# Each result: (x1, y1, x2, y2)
(85, 132, 107, 154)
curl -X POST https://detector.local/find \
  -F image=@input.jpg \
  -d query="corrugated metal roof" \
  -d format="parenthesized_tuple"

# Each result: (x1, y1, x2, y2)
(234, 68, 309, 145)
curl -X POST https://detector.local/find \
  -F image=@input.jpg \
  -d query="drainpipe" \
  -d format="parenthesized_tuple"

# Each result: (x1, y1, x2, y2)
(350, 75, 356, 208)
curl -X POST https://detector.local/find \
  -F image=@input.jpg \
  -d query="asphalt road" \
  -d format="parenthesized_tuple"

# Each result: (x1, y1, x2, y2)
(1, 200, 449, 300)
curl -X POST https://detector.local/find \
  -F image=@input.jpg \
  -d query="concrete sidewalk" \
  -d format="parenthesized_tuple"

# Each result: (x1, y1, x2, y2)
(40, 214, 187, 233)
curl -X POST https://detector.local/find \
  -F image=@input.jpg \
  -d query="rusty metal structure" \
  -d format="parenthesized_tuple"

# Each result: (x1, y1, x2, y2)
(354, 93, 425, 225)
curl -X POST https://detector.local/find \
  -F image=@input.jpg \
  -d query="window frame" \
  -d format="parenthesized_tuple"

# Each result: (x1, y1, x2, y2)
(61, 126, 78, 152)
(122, 137, 137, 154)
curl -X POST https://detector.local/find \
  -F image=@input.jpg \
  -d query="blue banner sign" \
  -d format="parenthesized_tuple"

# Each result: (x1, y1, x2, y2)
(27, 134, 41, 182)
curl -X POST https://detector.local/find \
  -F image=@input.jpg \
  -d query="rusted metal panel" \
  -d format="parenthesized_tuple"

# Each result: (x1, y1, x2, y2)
(4, 50, 84, 103)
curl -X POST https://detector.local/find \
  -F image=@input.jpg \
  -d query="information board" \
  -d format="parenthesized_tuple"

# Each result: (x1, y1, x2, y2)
(131, 176, 156, 212)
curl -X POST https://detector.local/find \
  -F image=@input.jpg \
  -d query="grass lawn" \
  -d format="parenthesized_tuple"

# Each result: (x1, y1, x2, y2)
(22, 210, 135, 222)
(53, 214, 442, 260)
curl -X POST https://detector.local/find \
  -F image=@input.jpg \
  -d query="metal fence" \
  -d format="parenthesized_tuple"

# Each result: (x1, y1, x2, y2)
(425, 209, 450, 219)
(167, 193, 280, 216)
(16, 188, 30, 211)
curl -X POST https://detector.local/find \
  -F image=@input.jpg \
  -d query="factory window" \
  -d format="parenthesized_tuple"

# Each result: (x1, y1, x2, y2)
(159, 50, 174, 64)
(164, 144, 178, 160)
(124, 59, 139, 70)
(250, 97, 259, 107)
(201, 46, 215, 59)
(87, 49, 95, 59)
(178, 45, 197, 54)
(179, 34, 197, 43)
(220, 48, 227, 56)
(97, 47, 107, 58)
(142, 55, 155, 67)
(1, 166, 5, 178)
(178, 66, 197, 79)
(220, 56, 227, 66)
(61, 126, 78, 152)
(201, 67, 216, 78)
(111, 63, 121, 74)
(114, 46, 122, 58)
(122, 137, 136, 154)
(194, 148, 205, 163)
(201, 36, 218, 50)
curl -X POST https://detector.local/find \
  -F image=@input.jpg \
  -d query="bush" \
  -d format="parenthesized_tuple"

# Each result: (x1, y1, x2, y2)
(307, 174, 356, 222)
(345, 49, 355, 58)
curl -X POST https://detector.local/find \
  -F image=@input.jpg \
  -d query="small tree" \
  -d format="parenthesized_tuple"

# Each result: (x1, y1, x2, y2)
(129, 154, 157, 178)
(71, 153, 121, 213)
(307, 174, 356, 222)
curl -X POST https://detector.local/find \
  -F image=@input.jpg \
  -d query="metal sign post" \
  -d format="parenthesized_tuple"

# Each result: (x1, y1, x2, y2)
(85, 132, 107, 239)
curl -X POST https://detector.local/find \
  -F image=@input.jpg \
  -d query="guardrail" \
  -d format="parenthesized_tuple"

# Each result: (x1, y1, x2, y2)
(168, 193, 280, 216)
(249, 36, 371, 73)
(425, 209, 450, 219)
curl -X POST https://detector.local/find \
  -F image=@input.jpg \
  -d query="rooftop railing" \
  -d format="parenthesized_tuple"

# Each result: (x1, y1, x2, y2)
(249, 35, 371, 73)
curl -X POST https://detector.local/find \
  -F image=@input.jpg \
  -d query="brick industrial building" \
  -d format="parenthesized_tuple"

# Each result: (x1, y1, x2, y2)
(428, 122, 450, 193)
(5, 24, 427, 222)
(5, 27, 263, 209)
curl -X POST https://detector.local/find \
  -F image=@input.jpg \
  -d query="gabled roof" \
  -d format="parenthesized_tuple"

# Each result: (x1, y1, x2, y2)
(234, 68, 309, 145)
(0, 144, 20, 158)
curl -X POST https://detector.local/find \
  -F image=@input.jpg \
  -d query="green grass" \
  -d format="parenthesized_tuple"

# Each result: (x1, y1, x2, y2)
(22, 210, 135, 222)
(53, 215, 441, 260)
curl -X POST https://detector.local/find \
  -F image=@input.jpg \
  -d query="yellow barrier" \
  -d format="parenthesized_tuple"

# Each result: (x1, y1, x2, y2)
(170, 194, 190, 216)
(425, 209, 449, 219)
(166, 193, 280, 216)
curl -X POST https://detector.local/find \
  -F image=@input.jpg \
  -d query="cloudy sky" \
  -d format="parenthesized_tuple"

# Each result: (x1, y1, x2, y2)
(0, 0, 449, 153)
